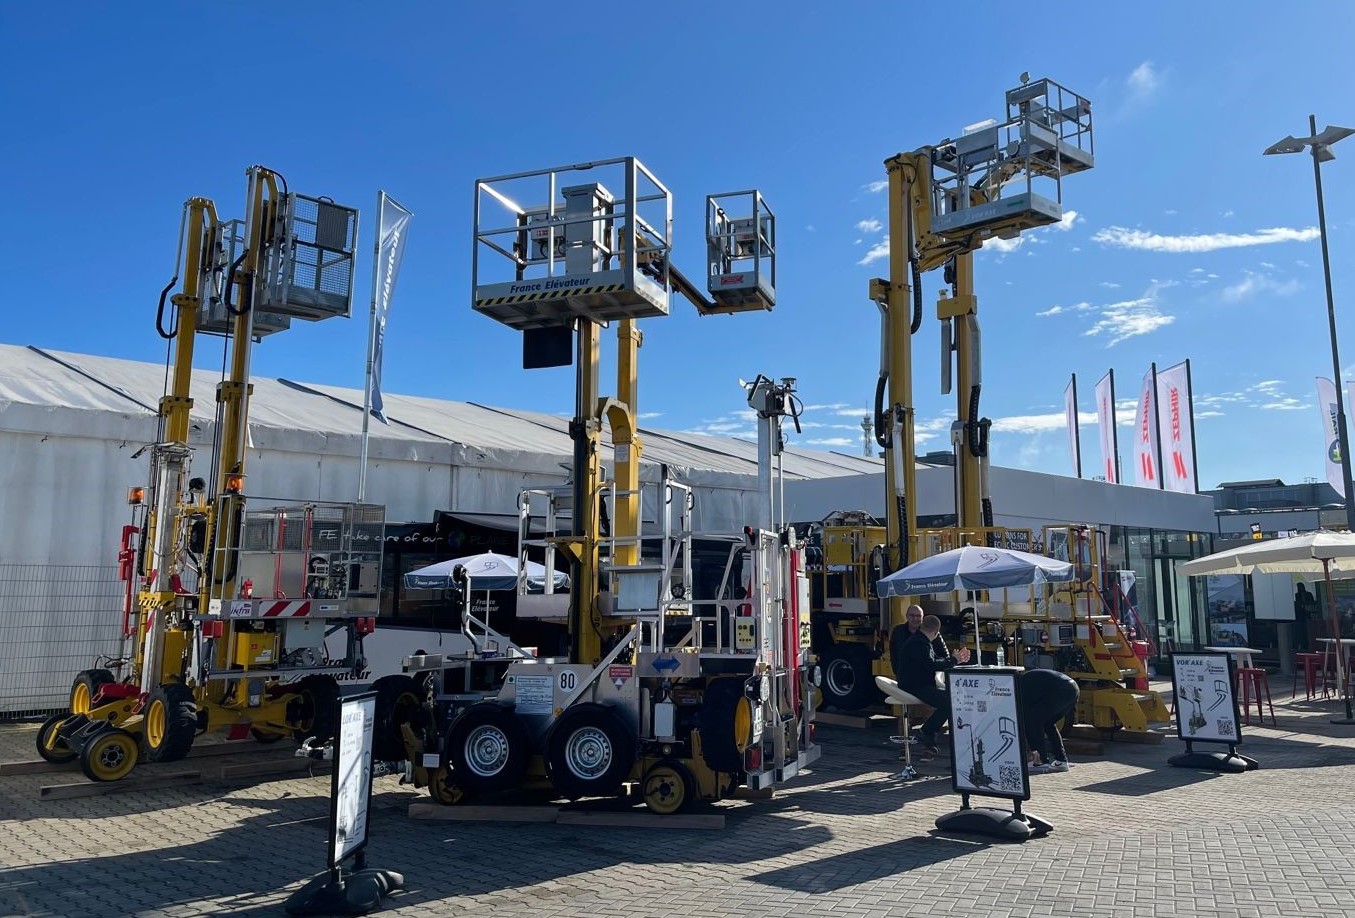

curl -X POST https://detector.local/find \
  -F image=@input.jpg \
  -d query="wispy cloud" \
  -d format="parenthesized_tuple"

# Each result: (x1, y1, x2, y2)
(1126, 61, 1162, 102)
(1099, 281, 1121, 289)
(1083, 281, 1177, 346)
(805, 436, 853, 448)
(1036, 302, 1093, 317)
(858, 238, 890, 265)
(1222, 270, 1301, 302)
(1093, 225, 1320, 253)
(864, 179, 888, 194)
(856, 218, 882, 233)
(1055, 209, 1082, 231)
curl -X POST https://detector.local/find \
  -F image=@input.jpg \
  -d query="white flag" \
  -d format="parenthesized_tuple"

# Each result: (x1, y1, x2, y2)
(368, 193, 413, 424)
(1133, 368, 1160, 488)
(1064, 375, 1081, 477)
(1318, 377, 1344, 497)
(1155, 361, 1195, 493)
(1095, 371, 1117, 483)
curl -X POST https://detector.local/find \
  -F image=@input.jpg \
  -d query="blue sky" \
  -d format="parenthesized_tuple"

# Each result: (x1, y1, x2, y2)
(3, 3, 1354, 491)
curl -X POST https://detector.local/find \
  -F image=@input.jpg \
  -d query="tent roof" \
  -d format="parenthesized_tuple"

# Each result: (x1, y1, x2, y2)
(0, 343, 882, 481)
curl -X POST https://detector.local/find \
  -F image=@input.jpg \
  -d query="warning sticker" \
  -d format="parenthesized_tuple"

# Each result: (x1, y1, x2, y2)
(513, 674, 552, 715)
(608, 665, 633, 689)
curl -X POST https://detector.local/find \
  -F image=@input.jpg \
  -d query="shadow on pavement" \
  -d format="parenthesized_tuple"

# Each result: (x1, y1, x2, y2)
(749, 834, 987, 893)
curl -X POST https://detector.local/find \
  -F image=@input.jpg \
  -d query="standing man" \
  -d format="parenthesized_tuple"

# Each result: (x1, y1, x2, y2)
(895, 614, 970, 755)
(1019, 668, 1079, 773)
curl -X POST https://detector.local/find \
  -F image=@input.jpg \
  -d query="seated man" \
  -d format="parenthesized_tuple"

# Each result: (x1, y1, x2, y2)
(890, 604, 951, 677)
(1019, 668, 1080, 773)
(894, 614, 970, 755)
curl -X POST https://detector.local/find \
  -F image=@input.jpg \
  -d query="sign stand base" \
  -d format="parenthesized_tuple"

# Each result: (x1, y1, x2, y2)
(1167, 750, 1256, 773)
(285, 862, 405, 917)
(935, 805, 1052, 842)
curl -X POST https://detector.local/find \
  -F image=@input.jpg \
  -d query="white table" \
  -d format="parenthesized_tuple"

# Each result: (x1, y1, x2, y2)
(1316, 638, 1355, 692)
(1203, 646, 1260, 670)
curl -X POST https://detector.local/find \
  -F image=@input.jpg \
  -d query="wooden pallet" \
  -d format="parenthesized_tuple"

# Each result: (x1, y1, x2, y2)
(408, 801, 725, 830)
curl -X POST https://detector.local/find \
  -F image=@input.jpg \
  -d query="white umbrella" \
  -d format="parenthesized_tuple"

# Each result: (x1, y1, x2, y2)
(876, 545, 1074, 597)
(402, 551, 568, 592)
(1179, 530, 1355, 722)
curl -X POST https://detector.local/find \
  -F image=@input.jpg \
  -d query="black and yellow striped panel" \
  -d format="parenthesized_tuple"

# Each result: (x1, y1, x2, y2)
(477, 283, 626, 307)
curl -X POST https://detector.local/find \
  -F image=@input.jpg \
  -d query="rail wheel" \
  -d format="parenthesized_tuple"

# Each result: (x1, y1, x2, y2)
(642, 759, 694, 815)
(36, 714, 77, 764)
(819, 645, 875, 710)
(79, 727, 139, 782)
(445, 703, 529, 796)
(143, 683, 197, 762)
(698, 677, 754, 773)
(288, 675, 341, 744)
(371, 674, 424, 762)
(70, 669, 114, 714)
(428, 768, 462, 806)
(545, 703, 635, 800)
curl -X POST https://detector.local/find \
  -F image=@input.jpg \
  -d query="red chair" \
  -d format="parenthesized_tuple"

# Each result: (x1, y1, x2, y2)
(1236, 667, 1276, 727)
(1292, 652, 1330, 700)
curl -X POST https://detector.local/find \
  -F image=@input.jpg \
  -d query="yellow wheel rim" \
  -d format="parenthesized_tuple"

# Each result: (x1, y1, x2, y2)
(71, 683, 92, 714)
(642, 764, 689, 815)
(732, 696, 753, 753)
(89, 733, 137, 781)
(429, 770, 461, 806)
(146, 699, 166, 750)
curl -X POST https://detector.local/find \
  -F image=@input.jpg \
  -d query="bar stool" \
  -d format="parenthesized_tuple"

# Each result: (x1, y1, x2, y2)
(1292, 652, 1330, 700)
(875, 676, 926, 779)
(1236, 667, 1276, 727)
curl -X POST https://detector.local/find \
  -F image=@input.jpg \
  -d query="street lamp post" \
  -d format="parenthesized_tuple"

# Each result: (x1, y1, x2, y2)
(1265, 117, 1355, 530)
(1267, 117, 1355, 724)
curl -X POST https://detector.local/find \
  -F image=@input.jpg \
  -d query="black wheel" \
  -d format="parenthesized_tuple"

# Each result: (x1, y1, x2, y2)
(699, 677, 754, 774)
(288, 675, 341, 744)
(142, 683, 197, 763)
(428, 768, 461, 806)
(371, 674, 425, 762)
(36, 714, 77, 764)
(820, 644, 876, 710)
(70, 669, 114, 714)
(444, 703, 529, 796)
(79, 727, 139, 782)
(642, 759, 695, 815)
(251, 728, 286, 744)
(545, 703, 635, 800)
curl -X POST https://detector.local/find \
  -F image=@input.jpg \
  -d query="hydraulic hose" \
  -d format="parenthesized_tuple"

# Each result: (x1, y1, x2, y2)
(154, 277, 179, 340)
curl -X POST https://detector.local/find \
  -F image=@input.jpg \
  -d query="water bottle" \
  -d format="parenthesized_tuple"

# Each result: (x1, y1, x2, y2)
(996, 643, 1006, 667)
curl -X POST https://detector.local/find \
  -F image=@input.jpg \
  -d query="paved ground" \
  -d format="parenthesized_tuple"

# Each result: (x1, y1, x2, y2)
(3, 683, 1355, 918)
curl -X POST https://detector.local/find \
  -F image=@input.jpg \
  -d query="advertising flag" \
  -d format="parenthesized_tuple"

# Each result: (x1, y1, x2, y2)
(1095, 371, 1118, 483)
(1155, 361, 1196, 493)
(367, 193, 413, 424)
(1133, 368, 1160, 488)
(1064, 374, 1082, 477)
(1318, 377, 1344, 497)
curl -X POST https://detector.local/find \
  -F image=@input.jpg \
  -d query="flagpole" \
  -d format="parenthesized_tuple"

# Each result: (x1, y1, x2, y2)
(358, 191, 386, 502)
(1109, 368, 1121, 484)
(1151, 362, 1165, 490)
(1184, 359, 1199, 493)
(1071, 372, 1083, 478)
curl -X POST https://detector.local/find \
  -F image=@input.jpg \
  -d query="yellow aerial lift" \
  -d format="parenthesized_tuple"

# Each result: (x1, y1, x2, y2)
(810, 77, 1118, 700)
(390, 158, 818, 813)
(37, 167, 386, 781)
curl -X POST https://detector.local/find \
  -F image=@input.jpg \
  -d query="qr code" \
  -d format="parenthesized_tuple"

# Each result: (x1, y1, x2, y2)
(998, 764, 1022, 791)
(977, 700, 987, 713)
(1216, 718, 1235, 737)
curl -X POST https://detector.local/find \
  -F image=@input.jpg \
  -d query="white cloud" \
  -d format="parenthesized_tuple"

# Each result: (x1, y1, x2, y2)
(806, 224, 816, 232)
(1127, 61, 1162, 100)
(1093, 225, 1320, 253)
(1222, 210, 1235, 218)
(1036, 302, 1093, 317)
(1055, 209, 1082, 231)
(1082, 281, 1177, 346)
(864, 180, 888, 193)
(1222, 270, 1300, 302)
(858, 238, 890, 265)
(856, 218, 882, 233)
(637, 411, 662, 420)
(986, 236, 1025, 254)
(1099, 281, 1121, 289)
(806, 436, 853, 448)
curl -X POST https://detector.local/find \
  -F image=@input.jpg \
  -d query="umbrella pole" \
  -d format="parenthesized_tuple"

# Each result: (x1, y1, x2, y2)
(1323, 558, 1355, 723)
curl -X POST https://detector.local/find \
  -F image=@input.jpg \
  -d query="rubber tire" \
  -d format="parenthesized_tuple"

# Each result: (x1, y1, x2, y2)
(36, 714, 77, 764)
(142, 683, 198, 763)
(251, 728, 286, 744)
(699, 677, 754, 774)
(70, 669, 114, 714)
(79, 727, 139, 782)
(444, 703, 529, 796)
(642, 759, 695, 815)
(819, 644, 876, 711)
(290, 675, 341, 744)
(545, 703, 636, 800)
(371, 674, 424, 762)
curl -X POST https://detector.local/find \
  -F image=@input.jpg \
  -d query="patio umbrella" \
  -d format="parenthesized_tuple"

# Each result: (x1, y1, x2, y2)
(1178, 530, 1355, 722)
(402, 551, 568, 592)
(875, 545, 1074, 598)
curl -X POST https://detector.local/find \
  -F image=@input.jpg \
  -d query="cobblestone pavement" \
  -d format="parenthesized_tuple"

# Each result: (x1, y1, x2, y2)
(3, 686, 1355, 917)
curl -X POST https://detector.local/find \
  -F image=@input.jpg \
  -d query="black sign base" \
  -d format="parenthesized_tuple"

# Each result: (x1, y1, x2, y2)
(935, 807, 1052, 842)
(1167, 750, 1255, 773)
(285, 867, 405, 916)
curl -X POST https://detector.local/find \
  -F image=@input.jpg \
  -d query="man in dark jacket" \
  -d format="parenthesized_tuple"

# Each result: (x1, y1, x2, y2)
(895, 614, 970, 754)
(1019, 668, 1079, 772)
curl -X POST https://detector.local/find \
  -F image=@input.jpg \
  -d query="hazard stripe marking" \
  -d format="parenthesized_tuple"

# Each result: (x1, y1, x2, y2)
(477, 283, 626, 307)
